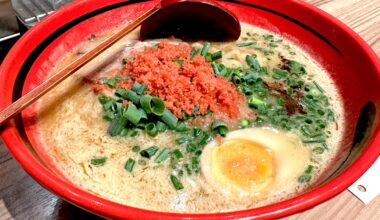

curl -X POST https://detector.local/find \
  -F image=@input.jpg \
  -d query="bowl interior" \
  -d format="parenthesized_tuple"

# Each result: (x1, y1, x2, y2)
(1, 0, 380, 219)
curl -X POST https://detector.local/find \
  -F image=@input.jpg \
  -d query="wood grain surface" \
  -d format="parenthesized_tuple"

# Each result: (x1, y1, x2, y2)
(1, 0, 380, 219)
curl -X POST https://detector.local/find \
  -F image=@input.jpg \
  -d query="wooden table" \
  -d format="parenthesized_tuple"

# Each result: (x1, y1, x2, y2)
(1, 0, 380, 219)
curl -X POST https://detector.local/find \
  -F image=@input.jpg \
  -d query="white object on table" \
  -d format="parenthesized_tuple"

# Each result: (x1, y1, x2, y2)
(348, 156, 380, 204)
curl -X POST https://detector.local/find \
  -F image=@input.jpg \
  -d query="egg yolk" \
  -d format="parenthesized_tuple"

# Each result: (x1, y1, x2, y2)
(211, 139, 274, 193)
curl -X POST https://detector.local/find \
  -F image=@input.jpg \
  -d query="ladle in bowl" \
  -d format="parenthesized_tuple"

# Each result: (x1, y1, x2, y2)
(0, 0, 241, 126)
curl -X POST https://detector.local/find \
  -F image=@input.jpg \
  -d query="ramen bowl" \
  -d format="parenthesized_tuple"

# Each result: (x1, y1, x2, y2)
(1, 0, 380, 219)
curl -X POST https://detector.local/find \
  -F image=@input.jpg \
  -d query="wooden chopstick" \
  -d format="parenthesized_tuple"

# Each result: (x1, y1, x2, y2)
(0, 6, 160, 127)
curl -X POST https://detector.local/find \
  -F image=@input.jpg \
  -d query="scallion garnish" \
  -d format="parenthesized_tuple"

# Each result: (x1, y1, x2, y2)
(108, 112, 128, 136)
(125, 158, 136, 172)
(174, 121, 190, 133)
(132, 82, 147, 95)
(211, 51, 222, 61)
(160, 109, 178, 129)
(116, 89, 140, 105)
(172, 149, 183, 159)
(140, 95, 165, 116)
(176, 136, 192, 145)
(243, 70, 261, 85)
(132, 145, 140, 152)
(200, 42, 210, 56)
(186, 143, 197, 153)
(211, 62, 220, 76)
(211, 120, 229, 137)
(120, 128, 129, 136)
(249, 96, 266, 108)
(236, 42, 256, 47)
(145, 123, 158, 137)
(101, 77, 120, 88)
(246, 55, 261, 72)
(189, 48, 200, 60)
(156, 121, 168, 133)
(170, 175, 184, 190)
(239, 119, 251, 128)
(154, 148, 171, 163)
(140, 146, 159, 159)
(192, 127, 201, 137)
(272, 68, 288, 79)
(130, 129, 140, 137)
(123, 103, 141, 125)
(91, 157, 107, 166)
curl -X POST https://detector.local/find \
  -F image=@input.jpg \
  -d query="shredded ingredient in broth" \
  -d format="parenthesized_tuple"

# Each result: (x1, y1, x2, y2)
(35, 23, 344, 213)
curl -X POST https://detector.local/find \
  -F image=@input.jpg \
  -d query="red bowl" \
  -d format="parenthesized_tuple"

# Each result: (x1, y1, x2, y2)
(1, 0, 380, 219)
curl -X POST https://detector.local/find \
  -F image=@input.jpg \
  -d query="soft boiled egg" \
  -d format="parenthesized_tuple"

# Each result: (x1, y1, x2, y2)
(201, 127, 311, 198)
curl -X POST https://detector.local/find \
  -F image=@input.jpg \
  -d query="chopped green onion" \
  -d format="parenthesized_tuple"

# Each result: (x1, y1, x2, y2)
(145, 123, 158, 137)
(140, 146, 159, 159)
(327, 109, 335, 122)
(123, 104, 141, 125)
(102, 77, 120, 88)
(130, 129, 140, 137)
(198, 132, 212, 146)
(174, 121, 190, 133)
(122, 58, 127, 65)
(289, 60, 306, 75)
(90, 157, 107, 166)
(140, 95, 165, 116)
(305, 165, 314, 174)
(184, 163, 192, 175)
(125, 158, 136, 172)
(132, 145, 140, 152)
(132, 82, 147, 95)
(313, 147, 325, 154)
(243, 70, 261, 85)
(303, 138, 325, 144)
(246, 55, 261, 72)
(239, 119, 251, 128)
(156, 121, 168, 133)
(103, 112, 115, 121)
(298, 174, 312, 183)
(192, 127, 201, 137)
(313, 81, 324, 93)
(176, 136, 192, 145)
(211, 51, 222, 60)
(272, 68, 288, 79)
(211, 120, 229, 137)
(232, 75, 242, 85)
(160, 109, 178, 129)
(186, 143, 197, 153)
(172, 149, 183, 159)
(170, 175, 184, 190)
(174, 58, 184, 68)
(263, 34, 274, 41)
(190, 48, 200, 60)
(98, 95, 112, 105)
(139, 108, 148, 120)
(205, 53, 212, 62)
(116, 89, 140, 105)
(211, 62, 220, 76)
(120, 128, 129, 136)
(236, 42, 256, 47)
(200, 42, 210, 56)
(191, 156, 200, 171)
(249, 96, 266, 108)
(108, 112, 128, 136)
(154, 148, 171, 163)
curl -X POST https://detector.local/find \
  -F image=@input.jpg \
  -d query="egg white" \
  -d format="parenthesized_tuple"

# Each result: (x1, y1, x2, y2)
(201, 127, 311, 199)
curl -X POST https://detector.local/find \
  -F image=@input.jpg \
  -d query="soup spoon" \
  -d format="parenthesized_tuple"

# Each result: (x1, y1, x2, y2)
(0, 0, 240, 127)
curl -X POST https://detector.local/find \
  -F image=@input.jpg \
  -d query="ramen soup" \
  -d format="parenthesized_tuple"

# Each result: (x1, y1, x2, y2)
(35, 23, 344, 213)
